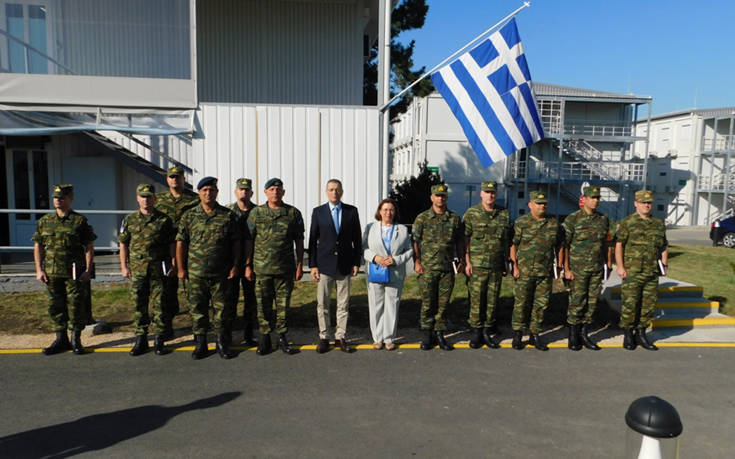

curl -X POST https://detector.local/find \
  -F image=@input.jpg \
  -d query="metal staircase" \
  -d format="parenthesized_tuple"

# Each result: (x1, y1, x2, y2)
(562, 140, 617, 181)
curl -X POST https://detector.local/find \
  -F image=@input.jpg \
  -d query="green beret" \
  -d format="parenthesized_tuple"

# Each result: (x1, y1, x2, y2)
(481, 181, 497, 192)
(264, 178, 283, 189)
(431, 184, 448, 195)
(236, 178, 252, 189)
(52, 184, 73, 198)
(583, 186, 601, 198)
(136, 184, 155, 197)
(635, 190, 654, 202)
(167, 166, 183, 177)
(530, 190, 548, 204)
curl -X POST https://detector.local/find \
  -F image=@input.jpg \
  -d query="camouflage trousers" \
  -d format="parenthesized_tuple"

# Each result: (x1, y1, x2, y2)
(418, 270, 455, 331)
(130, 269, 171, 336)
(45, 277, 86, 332)
(186, 275, 235, 335)
(162, 277, 180, 316)
(512, 275, 551, 334)
(232, 276, 257, 330)
(255, 274, 294, 334)
(466, 268, 503, 329)
(619, 273, 658, 329)
(567, 271, 603, 325)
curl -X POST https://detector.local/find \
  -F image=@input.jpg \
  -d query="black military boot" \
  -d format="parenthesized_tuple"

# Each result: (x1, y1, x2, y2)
(482, 327, 500, 349)
(469, 328, 483, 349)
(512, 330, 524, 350)
(153, 335, 166, 355)
(129, 334, 149, 356)
(257, 333, 271, 356)
(243, 324, 258, 347)
(43, 331, 71, 355)
(568, 324, 582, 351)
(636, 327, 658, 351)
(420, 329, 434, 350)
(623, 328, 637, 350)
(435, 331, 454, 351)
(71, 331, 85, 355)
(191, 334, 208, 360)
(278, 333, 296, 355)
(529, 333, 548, 351)
(216, 334, 236, 359)
(581, 324, 601, 351)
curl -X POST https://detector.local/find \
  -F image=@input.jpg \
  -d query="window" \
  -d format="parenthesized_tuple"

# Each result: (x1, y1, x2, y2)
(4, 2, 50, 74)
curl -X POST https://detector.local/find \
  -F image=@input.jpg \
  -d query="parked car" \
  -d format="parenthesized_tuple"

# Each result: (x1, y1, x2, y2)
(710, 216, 735, 248)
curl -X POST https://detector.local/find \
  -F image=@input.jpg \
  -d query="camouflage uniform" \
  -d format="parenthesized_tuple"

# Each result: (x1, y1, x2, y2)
(247, 203, 304, 334)
(118, 208, 176, 336)
(563, 208, 611, 325)
(155, 186, 198, 316)
(412, 207, 463, 331)
(176, 204, 240, 335)
(463, 203, 510, 329)
(32, 210, 97, 332)
(229, 201, 256, 332)
(616, 212, 667, 329)
(512, 212, 562, 333)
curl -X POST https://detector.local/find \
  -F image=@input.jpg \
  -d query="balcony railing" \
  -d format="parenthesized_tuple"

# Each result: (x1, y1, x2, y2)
(543, 120, 634, 137)
(511, 160, 645, 183)
(702, 135, 735, 152)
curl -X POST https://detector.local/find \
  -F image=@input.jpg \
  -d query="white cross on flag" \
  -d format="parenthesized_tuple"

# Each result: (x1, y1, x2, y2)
(431, 18, 544, 168)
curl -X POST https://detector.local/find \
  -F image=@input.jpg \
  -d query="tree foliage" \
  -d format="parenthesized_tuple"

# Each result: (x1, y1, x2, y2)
(388, 161, 444, 224)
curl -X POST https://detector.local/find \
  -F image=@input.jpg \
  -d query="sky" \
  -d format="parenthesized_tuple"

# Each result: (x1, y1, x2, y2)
(397, 0, 735, 116)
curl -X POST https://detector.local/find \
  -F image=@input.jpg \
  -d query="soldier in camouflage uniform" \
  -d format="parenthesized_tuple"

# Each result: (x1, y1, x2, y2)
(156, 166, 199, 318)
(463, 181, 510, 350)
(118, 184, 177, 356)
(509, 191, 563, 351)
(412, 184, 464, 351)
(228, 178, 258, 347)
(32, 184, 97, 355)
(245, 178, 305, 356)
(615, 190, 668, 351)
(176, 177, 242, 360)
(562, 186, 613, 351)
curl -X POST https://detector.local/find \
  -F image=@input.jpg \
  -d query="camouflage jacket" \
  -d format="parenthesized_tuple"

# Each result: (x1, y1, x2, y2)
(155, 189, 199, 225)
(118, 209, 176, 274)
(247, 203, 304, 276)
(412, 208, 463, 273)
(176, 204, 241, 278)
(562, 209, 611, 273)
(616, 213, 667, 276)
(463, 204, 510, 271)
(512, 213, 562, 277)
(31, 211, 97, 278)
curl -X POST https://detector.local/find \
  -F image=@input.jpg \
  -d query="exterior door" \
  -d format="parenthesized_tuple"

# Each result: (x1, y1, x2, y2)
(5, 148, 49, 247)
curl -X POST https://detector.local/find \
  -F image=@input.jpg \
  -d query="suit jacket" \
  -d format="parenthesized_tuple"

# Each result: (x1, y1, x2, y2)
(308, 202, 363, 276)
(362, 222, 413, 282)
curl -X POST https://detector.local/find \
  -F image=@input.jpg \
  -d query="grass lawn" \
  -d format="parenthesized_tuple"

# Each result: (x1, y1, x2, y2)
(1, 243, 732, 334)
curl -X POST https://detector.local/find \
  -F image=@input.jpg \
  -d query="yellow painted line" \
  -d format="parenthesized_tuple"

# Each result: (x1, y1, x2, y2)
(656, 301, 719, 309)
(610, 286, 703, 294)
(653, 317, 735, 327)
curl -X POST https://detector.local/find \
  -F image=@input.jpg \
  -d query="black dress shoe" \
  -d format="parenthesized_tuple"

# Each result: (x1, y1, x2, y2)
(316, 338, 330, 354)
(580, 324, 601, 350)
(191, 334, 208, 360)
(216, 335, 236, 359)
(512, 330, 524, 350)
(278, 333, 296, 355)
(435, 331, 454, 351)
(71, 331, 85, 355)
(243, 326, 258, 347)
(469, 328, 483, 349)
(482, 327, 500, 349)
(154, 335, 166, 355)
(623, 328, 637, 350)
(420, 329, 434, 350)
(636, 327, 658, 351)
(335, 339, 352, 353)
(568, 324, 582, 351)
(257, 333, 272, 356)
(43, 331, 71, 355)
(129, 334, 149, 356)
(530, 333, 548, 351)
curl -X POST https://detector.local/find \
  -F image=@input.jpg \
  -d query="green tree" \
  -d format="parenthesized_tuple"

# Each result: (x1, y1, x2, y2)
(389, 161, 444, 224)
(363, 0, 434, 119)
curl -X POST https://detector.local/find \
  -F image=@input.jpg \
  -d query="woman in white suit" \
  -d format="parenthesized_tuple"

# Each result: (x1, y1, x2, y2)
(363, 199, 413, 350)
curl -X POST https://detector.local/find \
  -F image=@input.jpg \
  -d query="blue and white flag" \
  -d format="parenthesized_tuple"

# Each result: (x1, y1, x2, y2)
(431, 18, 544, 168)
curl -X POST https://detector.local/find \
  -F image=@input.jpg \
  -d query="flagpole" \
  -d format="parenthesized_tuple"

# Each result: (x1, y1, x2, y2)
(378, 1, 531, 113)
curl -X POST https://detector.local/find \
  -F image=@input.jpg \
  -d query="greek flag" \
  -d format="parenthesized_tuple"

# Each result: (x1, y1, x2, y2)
(431, 18, 544, 168)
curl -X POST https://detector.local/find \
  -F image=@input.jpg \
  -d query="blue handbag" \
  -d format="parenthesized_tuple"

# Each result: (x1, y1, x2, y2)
(368, 224, 394, 284)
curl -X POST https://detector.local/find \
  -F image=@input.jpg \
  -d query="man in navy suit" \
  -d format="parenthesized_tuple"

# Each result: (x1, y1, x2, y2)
(308, 179, 362, 353)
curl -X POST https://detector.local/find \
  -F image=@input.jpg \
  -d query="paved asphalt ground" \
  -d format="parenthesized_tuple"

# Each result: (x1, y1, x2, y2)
(1, 348, 733, 458)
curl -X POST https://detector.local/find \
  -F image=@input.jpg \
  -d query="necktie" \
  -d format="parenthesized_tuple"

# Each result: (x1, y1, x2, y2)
(332, 206, 340, 233)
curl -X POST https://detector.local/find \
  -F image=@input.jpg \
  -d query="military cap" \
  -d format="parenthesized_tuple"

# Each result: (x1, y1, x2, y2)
(530, 190, 548, 203)
(197, 176, 218, 190)
(167, 166, 184, 177)
(431, 184, 449, 195)
(236, 178, 252, 189)
(264, 177, 283, 189)
(583, 186, 601, 198)
(481, 181, 498, 192)
(52, 184, 73, 198)
(136, 184, 155, 197)
(635, 190, 654, 202)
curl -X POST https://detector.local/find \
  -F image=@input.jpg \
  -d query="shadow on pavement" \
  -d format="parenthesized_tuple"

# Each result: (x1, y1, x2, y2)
(0, 392, 241, 458)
